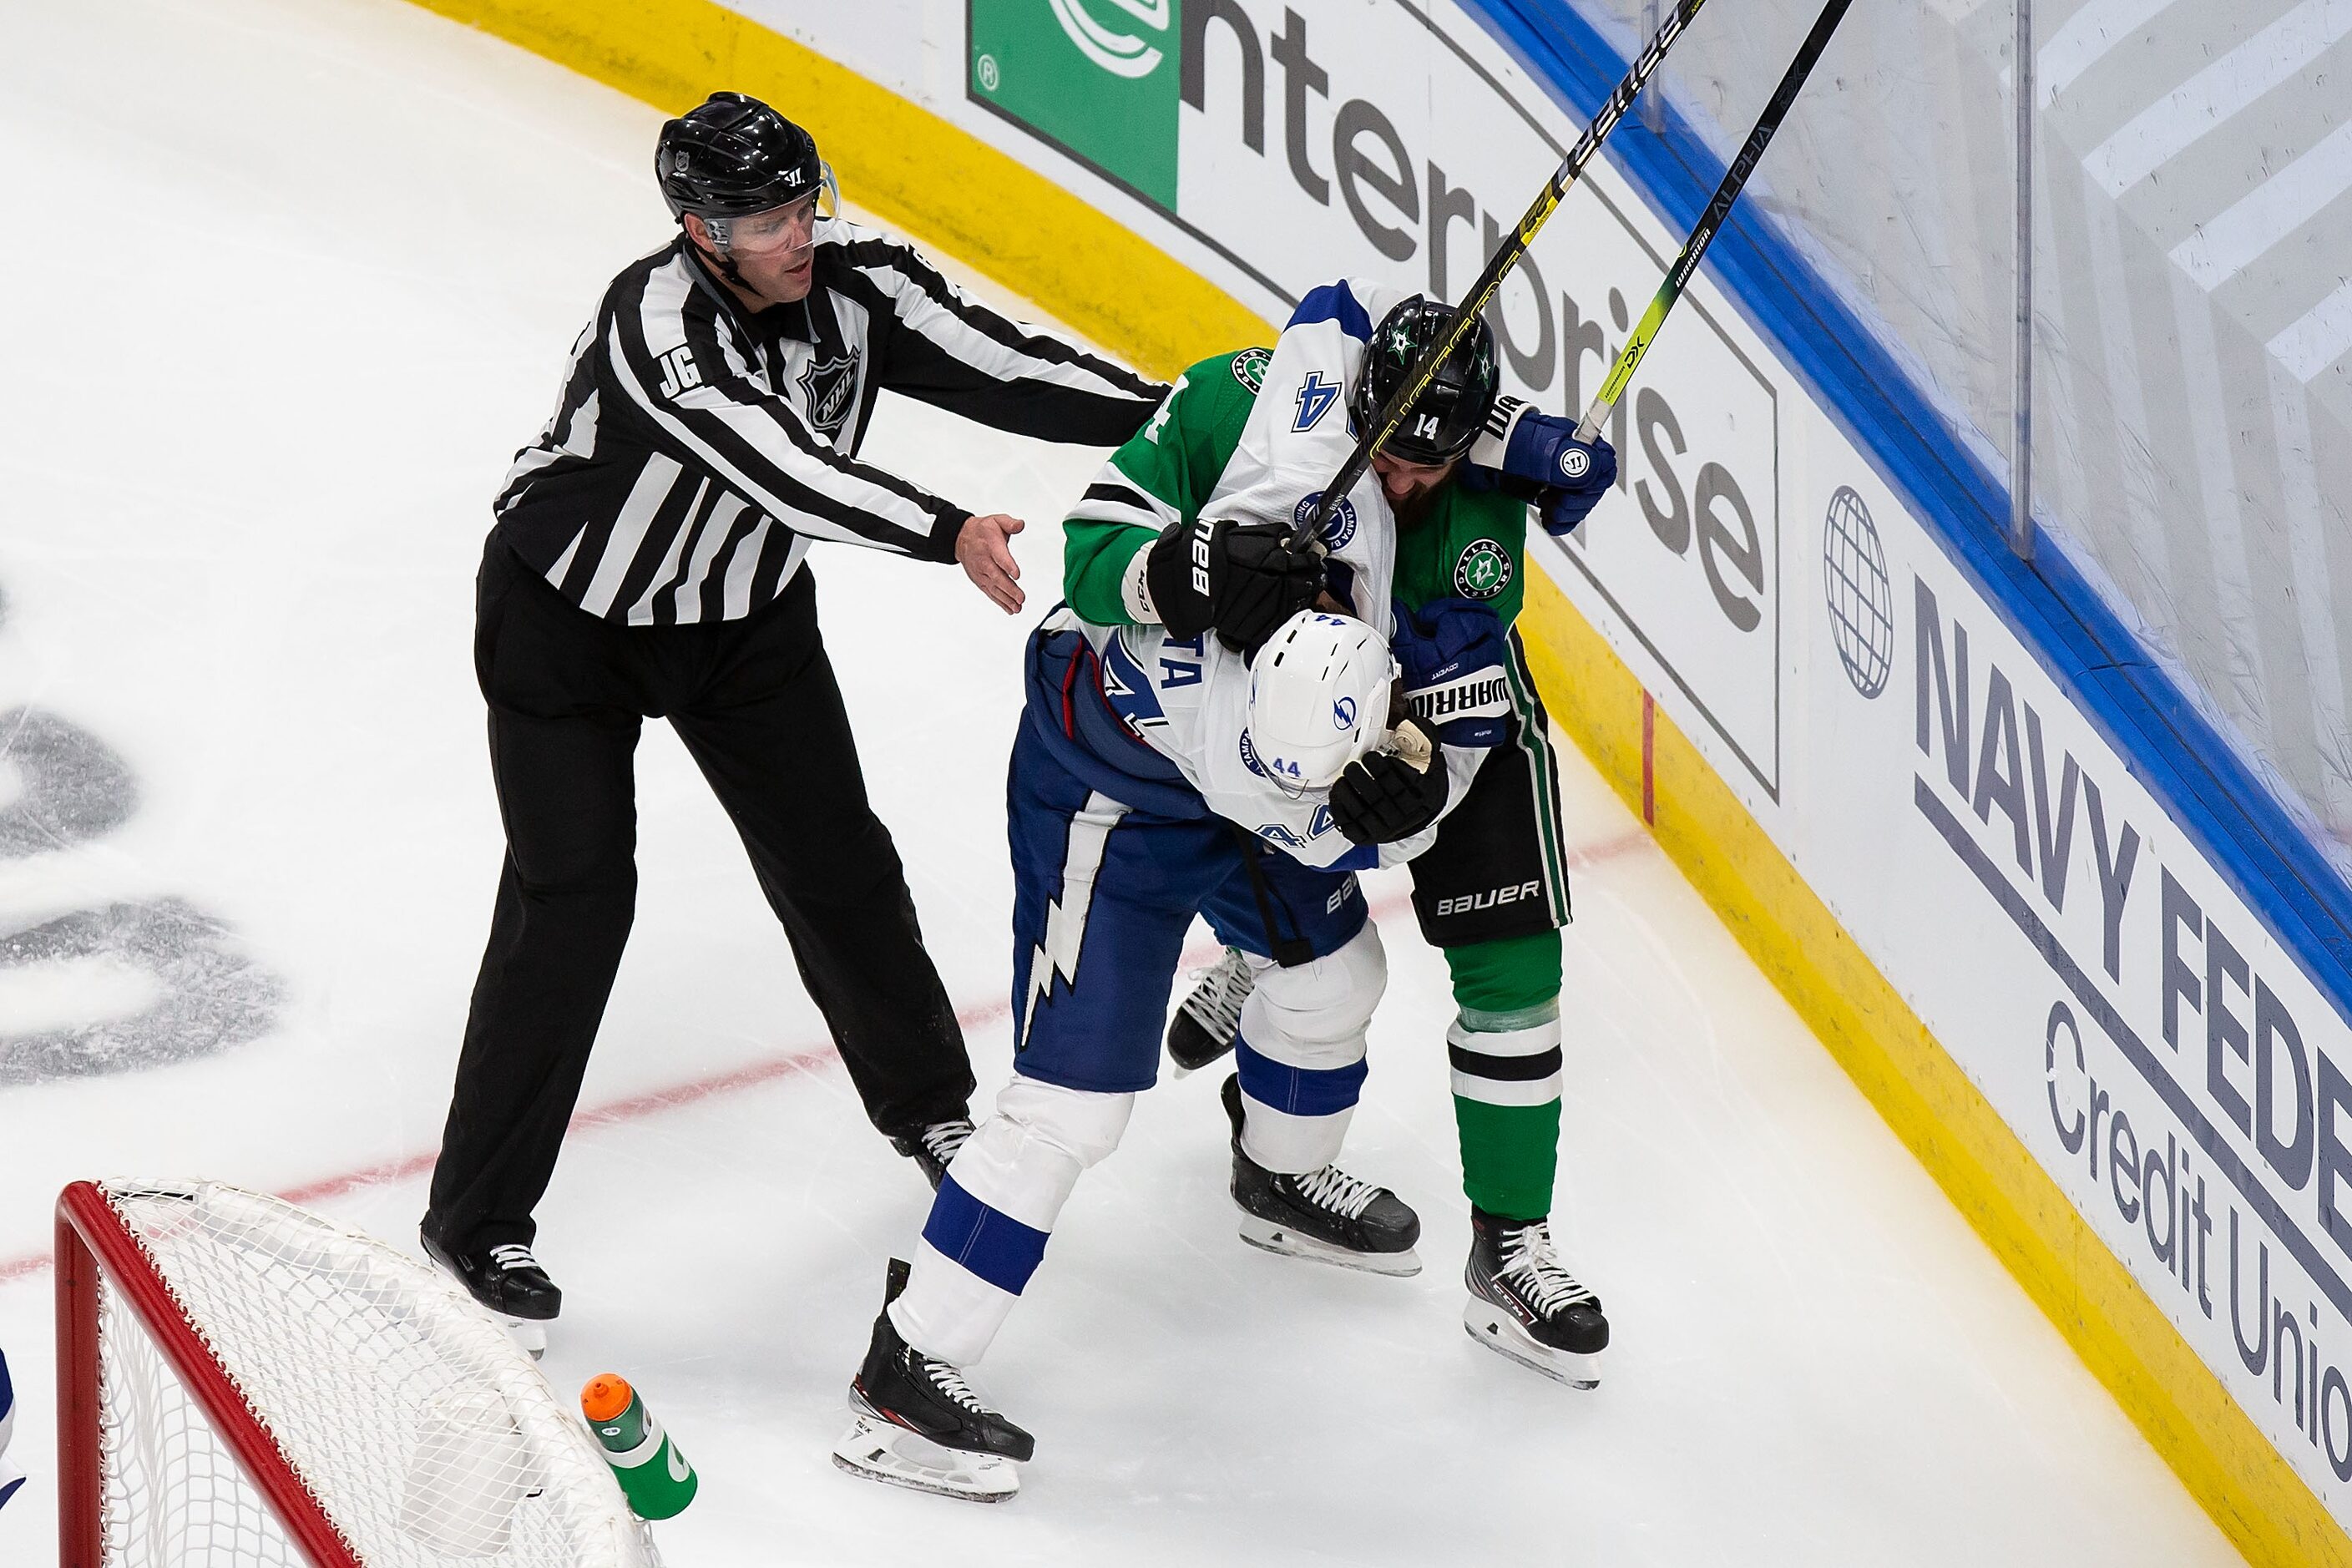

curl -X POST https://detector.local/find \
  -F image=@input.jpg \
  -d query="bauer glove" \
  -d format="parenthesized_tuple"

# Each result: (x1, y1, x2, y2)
(1146, 516, 1326, 653)
(1391, 597, 1511, 748)
(1497, 409, 1616, 537)
(1330, 721, 1449, 846)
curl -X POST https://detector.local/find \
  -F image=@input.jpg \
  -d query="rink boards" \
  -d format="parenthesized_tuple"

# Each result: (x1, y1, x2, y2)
(400, 0, 2352, 1560)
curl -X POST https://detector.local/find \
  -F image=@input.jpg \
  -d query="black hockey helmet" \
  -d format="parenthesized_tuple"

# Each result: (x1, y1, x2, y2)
(656, 92, 825, 223)
(1350, 297, 1500, 465)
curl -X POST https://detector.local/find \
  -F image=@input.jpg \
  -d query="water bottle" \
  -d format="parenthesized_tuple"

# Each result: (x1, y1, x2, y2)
(580, 1373, 697, 1520)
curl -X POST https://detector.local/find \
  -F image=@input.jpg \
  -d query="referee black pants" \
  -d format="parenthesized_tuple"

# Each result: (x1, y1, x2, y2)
(425, 542, 975, 1252)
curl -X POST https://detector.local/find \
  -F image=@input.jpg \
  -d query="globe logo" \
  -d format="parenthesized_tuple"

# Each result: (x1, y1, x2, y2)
(1822, 485, 1893, 699)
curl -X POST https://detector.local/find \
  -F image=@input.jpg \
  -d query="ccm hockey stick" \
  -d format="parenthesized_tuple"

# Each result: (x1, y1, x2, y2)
(1294, 0, 1711, 547)
(1572, 0, 1855, 441)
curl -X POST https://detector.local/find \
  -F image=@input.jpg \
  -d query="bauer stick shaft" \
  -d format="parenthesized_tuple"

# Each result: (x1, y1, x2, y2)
(1295, 0, 1711, 547)
(1572, 0, 1856, 442)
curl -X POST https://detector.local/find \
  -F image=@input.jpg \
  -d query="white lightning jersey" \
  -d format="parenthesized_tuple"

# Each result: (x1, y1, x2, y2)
(1196, 279, 1416, 637)
(1068, 279, 1491, 870)
(1078, 615, 1480, 872)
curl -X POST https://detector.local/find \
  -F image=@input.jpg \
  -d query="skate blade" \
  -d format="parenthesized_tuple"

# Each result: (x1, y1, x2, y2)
(1237, 1213, 1422, 1277)
(1463, 1297, 1601, 1388)
(500, 1317, 548, 1360)
(831, 1412, 1019, 1503)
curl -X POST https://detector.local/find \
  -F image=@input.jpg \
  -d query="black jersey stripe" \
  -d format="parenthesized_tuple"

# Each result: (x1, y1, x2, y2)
(490, 233, 1162, 622)
(1447, 1044, 1565, 1082)
(606, 309, 953, 561)
(836, 237, 1156, 397)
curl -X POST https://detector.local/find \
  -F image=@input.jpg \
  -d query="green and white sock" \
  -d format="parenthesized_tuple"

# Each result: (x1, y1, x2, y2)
(1450, 1001, 1562, 1222)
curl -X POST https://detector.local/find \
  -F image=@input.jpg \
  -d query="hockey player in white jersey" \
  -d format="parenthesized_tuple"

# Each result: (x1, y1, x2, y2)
(832, 602, 1465, 1500)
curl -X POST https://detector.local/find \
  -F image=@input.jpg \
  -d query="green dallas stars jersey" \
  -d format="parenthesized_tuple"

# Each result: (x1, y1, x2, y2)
(1060, 347, 1532, 630)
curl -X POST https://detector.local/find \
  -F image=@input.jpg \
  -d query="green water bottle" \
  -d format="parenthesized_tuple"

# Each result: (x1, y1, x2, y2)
(581, 1373, 698, 1520)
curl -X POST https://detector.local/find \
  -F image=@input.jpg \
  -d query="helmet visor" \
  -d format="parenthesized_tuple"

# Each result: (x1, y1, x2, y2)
(707, 167, 839, 256)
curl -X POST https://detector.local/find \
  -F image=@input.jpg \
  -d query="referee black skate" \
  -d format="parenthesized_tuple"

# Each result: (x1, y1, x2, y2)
(420, 92, 1164, 1339)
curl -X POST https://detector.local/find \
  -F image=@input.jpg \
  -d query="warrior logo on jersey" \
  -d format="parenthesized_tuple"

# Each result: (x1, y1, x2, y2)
(1454, 538, 1513, 600)
(1292, 491, 1357, 550)
(1293, 371, 1340, 432)
(797, 352, 860, 443)
(1231, 346, 1271, 394)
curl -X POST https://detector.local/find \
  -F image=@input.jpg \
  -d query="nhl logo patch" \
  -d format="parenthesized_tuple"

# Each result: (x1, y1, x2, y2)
(797, 351, 859, 443)
(1454, 538, 1512, 599)
(1294, 491, 1357, 550)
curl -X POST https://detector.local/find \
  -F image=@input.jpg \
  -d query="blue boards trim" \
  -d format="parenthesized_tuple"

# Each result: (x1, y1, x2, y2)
(1457, 0, 2352, 1024)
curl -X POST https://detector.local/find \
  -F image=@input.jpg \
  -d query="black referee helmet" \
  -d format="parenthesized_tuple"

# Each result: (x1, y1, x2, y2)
(655, 92, 823, 223)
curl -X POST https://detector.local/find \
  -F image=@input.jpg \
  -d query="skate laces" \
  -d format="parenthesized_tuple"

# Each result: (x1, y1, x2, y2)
(1181, 948, 1253, 1036)
(487, 1243, 543, 1276)
(918, 1353, 989, 1415)
(1497, 1222, 1596, 1312)
(1288, 1164, 1383, 1221)
(921, 1119, 974, 1166)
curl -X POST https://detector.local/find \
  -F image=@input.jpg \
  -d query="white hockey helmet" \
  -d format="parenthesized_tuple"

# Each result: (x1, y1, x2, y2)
(1246, 611, 1396, 795)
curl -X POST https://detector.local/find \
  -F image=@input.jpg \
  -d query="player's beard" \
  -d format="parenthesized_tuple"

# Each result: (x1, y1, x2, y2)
(1390, 482, 1444, 532)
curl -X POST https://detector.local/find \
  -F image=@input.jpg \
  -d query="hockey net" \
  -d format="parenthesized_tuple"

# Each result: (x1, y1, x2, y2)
(55, 1181, 655, 1568)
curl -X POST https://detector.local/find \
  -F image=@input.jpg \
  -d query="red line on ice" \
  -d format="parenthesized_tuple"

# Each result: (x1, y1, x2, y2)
(0, 846, 1647, 1287)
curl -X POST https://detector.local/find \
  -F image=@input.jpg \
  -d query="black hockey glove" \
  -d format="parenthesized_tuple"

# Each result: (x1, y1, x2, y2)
(1145, 516, 1326, 652)
(1330, 726, 1450, 847)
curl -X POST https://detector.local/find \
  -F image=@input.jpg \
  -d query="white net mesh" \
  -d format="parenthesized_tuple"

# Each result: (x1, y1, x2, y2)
(89, 1181, 654, 1568)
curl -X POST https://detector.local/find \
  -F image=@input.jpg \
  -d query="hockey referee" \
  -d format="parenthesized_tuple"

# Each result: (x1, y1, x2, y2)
(421, 92, 1164, 1335)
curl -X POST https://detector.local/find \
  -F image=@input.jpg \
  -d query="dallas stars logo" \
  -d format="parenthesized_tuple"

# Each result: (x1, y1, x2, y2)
(1454, 538, 1512, 599)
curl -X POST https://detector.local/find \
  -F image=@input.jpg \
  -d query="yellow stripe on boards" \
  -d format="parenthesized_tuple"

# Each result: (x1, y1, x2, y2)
(402, 0, 1272, 381)
(1517, 567, 2349, 1568)
(396, 0, 2342, 1558)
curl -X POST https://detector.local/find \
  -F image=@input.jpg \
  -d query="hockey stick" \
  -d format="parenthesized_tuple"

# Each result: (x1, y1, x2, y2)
(1571, 0, 1855, 442)
(1293, 0, 1711, 548)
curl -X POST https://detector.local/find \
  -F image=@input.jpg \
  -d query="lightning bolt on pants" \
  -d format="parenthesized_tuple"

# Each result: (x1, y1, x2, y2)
(889, 721, 1379, 1365)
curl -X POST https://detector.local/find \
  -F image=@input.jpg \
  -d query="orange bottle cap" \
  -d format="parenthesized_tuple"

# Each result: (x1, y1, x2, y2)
(580, 1373, 635, 1423)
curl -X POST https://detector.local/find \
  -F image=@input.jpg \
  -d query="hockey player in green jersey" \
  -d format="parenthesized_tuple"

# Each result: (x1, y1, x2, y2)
(1060, 280, 1620, 1384)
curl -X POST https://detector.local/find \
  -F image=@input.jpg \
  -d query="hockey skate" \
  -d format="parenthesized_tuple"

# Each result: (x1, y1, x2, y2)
(1166, 948, 1253, 1075)
(419, 1226, 557, 1358)
(1463, 1208, 1608, 1388)
(833, 1260, 1033, 1503)
(890, 1116, 975, 1191)
(1222, 1074, 1421, 1276)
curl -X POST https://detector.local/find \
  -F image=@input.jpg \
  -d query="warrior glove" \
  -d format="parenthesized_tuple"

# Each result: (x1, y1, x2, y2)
(1330, 722, 1450, 846)
(1392, 597, 1512, 748)
(1146, 516, 1325, 652)
(1497, 410, 1616, 537)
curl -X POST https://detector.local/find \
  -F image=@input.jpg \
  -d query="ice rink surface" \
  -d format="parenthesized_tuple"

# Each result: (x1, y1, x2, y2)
(0, 0, 2247, 1563)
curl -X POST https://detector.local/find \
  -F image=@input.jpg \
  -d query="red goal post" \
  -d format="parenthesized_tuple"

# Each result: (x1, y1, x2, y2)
(51, 1180, 651, 1568)
(58, 1180, 361, 1568)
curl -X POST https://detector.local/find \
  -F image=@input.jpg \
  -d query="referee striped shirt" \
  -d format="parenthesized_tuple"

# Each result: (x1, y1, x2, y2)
(494, 223, 1164, 625)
